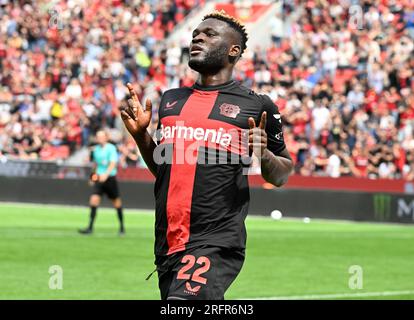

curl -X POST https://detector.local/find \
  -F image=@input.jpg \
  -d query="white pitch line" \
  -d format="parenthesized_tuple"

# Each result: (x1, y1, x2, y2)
(240, 290, 414, 300)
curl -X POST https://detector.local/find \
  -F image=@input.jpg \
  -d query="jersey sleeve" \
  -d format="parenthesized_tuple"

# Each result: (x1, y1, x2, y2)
(155, 93, 165, 146)
(260, 95, 286, 156)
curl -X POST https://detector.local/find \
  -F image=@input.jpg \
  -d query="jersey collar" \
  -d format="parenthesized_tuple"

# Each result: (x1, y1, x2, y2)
(192, 79, 236, 91)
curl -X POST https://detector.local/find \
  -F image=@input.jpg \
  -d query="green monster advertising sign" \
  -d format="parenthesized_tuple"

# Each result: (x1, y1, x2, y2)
(373, 194, 414, 222)
(373, 194, 392, 221)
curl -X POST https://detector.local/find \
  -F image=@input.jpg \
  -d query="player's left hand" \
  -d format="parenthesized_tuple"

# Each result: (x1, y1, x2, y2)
(248, 111, 267, 158)
(98, 173, 109, 183)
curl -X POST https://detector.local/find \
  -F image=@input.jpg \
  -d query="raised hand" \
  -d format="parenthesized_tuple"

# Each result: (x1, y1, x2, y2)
(248, 111, 267, 158)
(119, 83, 152, 137)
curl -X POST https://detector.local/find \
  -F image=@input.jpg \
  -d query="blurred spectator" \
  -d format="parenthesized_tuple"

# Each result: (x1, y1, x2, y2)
(269, 12, 284, 47)
(0, 0, 203, 162)
(251, 0, 414, 181)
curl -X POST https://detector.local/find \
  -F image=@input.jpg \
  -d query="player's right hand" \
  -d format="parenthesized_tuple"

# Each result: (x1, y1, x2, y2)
(89, 172, 98, 186)
(119, 83, 152, 137)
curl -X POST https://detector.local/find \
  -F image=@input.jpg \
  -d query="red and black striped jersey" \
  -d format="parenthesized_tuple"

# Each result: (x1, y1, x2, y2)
(153, 80, 286, 256)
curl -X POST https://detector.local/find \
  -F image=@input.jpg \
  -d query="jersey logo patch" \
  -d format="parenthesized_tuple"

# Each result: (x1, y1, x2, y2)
(165, 100, 178, 110)
(184, 282, 201, 294)
(219, 103, 240, 119)
(273, 113, 282, 123)
(275, 132, 283, 140)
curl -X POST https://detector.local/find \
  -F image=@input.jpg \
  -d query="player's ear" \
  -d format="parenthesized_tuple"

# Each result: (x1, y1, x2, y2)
(229, 44, 241, 63)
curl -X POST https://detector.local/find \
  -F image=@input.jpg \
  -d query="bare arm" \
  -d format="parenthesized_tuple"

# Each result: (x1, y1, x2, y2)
(132, 131, 158, 177)
(98, 160, 117, 183)
(105, 161, 117, 176)
(89, 149, 97, 171)
(119, 83, 158, 178)
(249, 110, 294, 188)
(261, 147, 294, 187)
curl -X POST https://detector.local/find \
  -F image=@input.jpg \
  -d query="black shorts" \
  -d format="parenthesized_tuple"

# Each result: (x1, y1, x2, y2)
(92, 176, 120, 199)
(156, 245, 245, 300)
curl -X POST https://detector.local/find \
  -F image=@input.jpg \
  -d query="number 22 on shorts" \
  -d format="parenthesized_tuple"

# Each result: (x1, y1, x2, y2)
(177, 255, 211, 284)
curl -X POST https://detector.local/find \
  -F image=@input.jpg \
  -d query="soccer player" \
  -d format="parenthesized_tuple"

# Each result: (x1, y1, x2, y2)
(120, 11, 293, 299)
(78, 130, 125, 235)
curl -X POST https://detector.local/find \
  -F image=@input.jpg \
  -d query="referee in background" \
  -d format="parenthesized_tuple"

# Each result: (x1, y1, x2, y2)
(79, 129, 125, 235)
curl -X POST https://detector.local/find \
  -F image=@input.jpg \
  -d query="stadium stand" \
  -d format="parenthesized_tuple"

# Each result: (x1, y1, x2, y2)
(0, 0, 413, 180)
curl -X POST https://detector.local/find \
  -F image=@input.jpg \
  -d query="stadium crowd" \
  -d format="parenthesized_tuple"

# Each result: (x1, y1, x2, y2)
(0, 0, 414, 180)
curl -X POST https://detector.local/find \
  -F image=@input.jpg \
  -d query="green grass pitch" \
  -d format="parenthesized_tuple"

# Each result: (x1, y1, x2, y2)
(1, 202, 414, 300)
